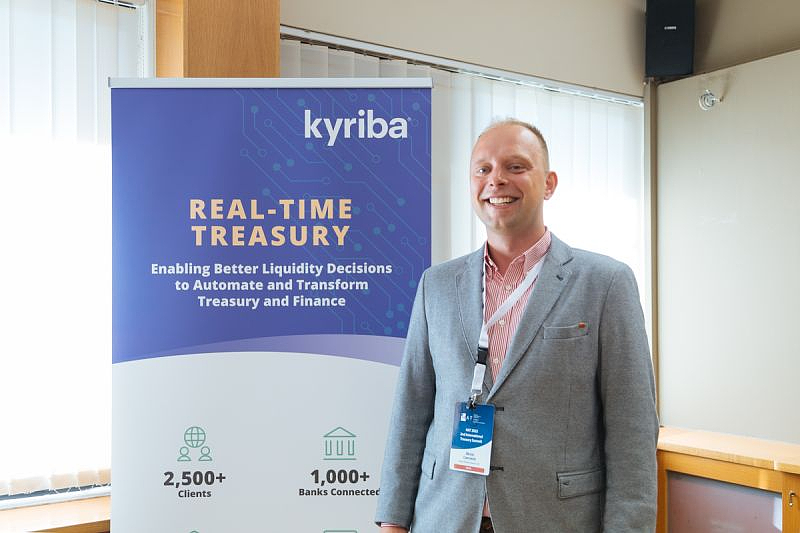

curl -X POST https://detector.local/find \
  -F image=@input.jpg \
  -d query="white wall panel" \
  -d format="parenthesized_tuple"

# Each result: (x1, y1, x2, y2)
(657, 49, 800, 443)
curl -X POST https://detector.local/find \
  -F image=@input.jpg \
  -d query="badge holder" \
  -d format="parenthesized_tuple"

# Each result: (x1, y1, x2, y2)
(450, 345, 495, 475)
(450, 254, 545, 475)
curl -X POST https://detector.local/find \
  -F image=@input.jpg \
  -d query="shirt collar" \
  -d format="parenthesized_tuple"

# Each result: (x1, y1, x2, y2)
(483, 229, 552, 279)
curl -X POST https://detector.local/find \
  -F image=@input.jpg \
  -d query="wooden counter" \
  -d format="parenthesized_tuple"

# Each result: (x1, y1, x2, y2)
(0, 496, 109, 533)
(657, 426, 800, 532)
(659, 426, 800, 474)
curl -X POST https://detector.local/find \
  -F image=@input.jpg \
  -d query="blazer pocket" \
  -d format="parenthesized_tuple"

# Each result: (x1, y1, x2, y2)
(421, 451, 436, 479)
(544, 323, 590, 340)
(557, 468, 605, 499)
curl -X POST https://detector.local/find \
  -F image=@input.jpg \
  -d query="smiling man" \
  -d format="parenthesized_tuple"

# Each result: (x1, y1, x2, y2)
(375, 120, 658, 533)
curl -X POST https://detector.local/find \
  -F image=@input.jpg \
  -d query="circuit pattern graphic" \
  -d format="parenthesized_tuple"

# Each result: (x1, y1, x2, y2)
(112, 86, 431, 362)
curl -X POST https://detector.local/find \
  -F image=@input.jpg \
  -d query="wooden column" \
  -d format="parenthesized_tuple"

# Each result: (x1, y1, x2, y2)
(156, 0, 280, 78)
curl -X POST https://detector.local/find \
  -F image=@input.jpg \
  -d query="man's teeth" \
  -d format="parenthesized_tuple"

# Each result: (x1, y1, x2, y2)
(488, 197, 515, 205)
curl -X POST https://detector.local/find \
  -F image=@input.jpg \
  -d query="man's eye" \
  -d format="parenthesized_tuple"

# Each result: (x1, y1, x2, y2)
(475, 167, 489, 175)
(509, 164, 524, 172)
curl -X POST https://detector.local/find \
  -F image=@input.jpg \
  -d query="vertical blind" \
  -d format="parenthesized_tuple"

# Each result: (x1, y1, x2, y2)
(280, 39, 647, 289)
(0, 0, 148, 496)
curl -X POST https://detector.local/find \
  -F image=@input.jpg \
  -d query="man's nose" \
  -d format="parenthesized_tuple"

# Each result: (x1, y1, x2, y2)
(487, 168, 508, 186)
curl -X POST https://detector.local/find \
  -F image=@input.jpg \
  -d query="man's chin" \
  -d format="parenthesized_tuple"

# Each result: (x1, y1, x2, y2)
(482, 212, 519, 230)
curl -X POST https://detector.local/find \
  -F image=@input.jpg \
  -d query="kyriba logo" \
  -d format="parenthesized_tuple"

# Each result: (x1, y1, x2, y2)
(304, 109, 408, 146)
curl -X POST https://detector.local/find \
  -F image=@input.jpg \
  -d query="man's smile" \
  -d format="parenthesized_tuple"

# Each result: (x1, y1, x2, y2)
(486, 196, 519, 205)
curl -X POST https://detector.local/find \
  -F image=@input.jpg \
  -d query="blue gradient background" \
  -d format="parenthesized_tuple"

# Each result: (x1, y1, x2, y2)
(112, 86, 431, 363)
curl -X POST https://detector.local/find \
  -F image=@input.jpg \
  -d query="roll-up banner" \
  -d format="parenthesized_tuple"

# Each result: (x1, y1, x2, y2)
(111, 78, 432, 533)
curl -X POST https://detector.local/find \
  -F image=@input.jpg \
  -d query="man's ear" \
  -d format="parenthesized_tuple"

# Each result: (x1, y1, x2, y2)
(544, 171, 558, 200)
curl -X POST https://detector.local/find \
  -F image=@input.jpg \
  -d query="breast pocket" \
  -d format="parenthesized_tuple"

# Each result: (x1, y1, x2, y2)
(543, 323, 590, 340)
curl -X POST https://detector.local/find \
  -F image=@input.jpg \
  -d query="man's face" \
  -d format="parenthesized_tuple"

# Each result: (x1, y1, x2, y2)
(470, 124, 557, 240)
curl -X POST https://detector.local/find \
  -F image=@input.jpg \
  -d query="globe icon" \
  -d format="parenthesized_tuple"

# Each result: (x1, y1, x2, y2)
(184, 426, 206, 448)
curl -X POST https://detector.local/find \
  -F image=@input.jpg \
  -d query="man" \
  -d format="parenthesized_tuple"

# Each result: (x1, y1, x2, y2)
(374, 120, 658, 532)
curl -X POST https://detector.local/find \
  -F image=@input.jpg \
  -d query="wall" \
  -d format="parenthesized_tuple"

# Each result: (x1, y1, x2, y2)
(695, 0, 800, 74)
(656, 49, 800, 443)
(281, 0, 647, 97)
(283, 1, 800, 96)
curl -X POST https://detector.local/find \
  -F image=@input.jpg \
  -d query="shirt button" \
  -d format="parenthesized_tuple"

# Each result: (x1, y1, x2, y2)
(498, 319, 506, 326)
(505, 284, 513, 291)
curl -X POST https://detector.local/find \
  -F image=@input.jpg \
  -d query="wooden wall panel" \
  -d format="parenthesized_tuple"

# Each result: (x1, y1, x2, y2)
(156, 0, 280, 78)
(184, 0, 279, 78)
(156, 0, 184, 77)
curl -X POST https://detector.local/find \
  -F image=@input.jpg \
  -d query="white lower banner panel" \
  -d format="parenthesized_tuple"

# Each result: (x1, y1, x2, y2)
(113, 351, 398, 533)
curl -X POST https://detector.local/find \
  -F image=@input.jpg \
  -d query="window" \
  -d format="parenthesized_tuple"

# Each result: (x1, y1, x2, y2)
(1, 0, 151, 501)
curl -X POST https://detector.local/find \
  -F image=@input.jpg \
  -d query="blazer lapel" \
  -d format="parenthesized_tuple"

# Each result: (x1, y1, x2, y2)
(487, 235, 573, 399)
(455, 248, 494, 393)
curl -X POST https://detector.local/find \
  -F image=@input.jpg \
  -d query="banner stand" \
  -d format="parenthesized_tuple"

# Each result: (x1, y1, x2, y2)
(111, 78, 431, 533)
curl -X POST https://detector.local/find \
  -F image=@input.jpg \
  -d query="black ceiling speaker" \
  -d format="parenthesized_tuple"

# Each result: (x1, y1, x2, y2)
(645, 0, 695, 78)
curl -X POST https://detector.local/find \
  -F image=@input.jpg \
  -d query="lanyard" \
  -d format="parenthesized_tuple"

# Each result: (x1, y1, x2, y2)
(468, 256, 546, 407)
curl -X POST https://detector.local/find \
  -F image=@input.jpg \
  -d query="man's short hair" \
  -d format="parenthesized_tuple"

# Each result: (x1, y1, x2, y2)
(478, 118, 550, 171)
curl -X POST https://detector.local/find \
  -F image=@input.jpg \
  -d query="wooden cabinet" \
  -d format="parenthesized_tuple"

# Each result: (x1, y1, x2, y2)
(658, 427, 800, 532)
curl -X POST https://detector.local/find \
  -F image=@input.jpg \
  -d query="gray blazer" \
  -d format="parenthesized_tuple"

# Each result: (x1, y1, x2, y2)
(375, 234, 658, 533)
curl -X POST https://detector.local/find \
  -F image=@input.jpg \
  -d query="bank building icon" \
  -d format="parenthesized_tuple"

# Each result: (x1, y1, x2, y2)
(323, 427, 357, 460)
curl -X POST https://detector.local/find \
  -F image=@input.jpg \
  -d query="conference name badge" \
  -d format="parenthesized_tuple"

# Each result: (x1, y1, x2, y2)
(449, 402, 495, 476)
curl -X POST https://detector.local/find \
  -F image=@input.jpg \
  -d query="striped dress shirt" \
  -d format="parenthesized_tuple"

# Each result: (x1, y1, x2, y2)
(482, 229, 552, 380)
